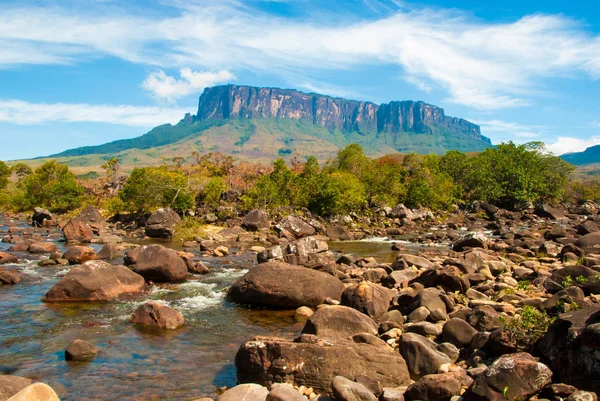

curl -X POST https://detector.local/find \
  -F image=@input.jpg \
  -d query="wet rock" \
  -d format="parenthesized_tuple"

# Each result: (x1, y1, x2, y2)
(218, 384, 269, 401)
(62, 217, 94, 243)
(130, 301, 185, 329)
(326, 225, 352, 241)
(27, 242, 58, 254)
(295, 306, 314, 321)
(227, 262, 345, 308)
(463, 352, 552, 401)
(189, 260, 210, 275)
(275, 216, 315, 238)
(63, 246, 96, 265)
(43, 260, 146, 302)
(124, 245, 188, 283)
(0, 252, 17, 265)
(341, 282, 394, 320)
(65, 339, 98, 361)
(5, 383, 59, 401)
(97, 243, 117, 260)
(0, 375, 34, 400)
(302, 305, 379, 339)
(399, 333, 452, 377)
(453, 232, 489, 252)
(404, 372, 473, 401)
(0, 269, 20, 285)
(331, 376, 377, 401)
(213, 246, 229, 257)
(242, 210, 270, 232)
(144, 208, 181, 239)
(32, 207, 53, 227)
(235, 335, 410, 396)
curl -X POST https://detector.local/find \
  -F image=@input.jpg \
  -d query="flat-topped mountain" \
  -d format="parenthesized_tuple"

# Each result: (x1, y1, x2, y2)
(49, 85, 492, 166)
(561, 144, 600, 166)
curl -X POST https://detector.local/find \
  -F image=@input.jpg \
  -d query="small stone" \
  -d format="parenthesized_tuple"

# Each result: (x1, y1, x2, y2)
(65, 339, 98, 361)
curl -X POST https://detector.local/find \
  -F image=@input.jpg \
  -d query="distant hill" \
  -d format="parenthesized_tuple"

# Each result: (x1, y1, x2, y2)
(45, 84, 492, 167)
(560, 144, 600, 166)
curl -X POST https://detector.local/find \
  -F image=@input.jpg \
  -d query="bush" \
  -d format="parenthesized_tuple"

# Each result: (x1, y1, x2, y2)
(173, 217, 207, 243)
(500, 305, 555, 350)
(309, 172, 366, 216)
(199, 177, 227, 207)
(0, 161, 10, 190)
(120, 166, 193, 213)
(8, 160, 85, 213)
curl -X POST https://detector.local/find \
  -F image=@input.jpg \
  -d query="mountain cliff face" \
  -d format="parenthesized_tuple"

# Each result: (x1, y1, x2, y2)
(196, 85, 489, 143)
(561, 145, 600, 166)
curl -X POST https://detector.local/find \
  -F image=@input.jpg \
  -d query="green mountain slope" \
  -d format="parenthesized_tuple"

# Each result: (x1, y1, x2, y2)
(561, 145, 600, 166)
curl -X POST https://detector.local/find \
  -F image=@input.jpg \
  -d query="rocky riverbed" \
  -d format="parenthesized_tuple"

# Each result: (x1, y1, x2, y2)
(1, 203, 600, 401)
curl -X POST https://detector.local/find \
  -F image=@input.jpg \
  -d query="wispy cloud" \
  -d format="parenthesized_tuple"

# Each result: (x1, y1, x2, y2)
(142, 68, 236, 102)
(547, 136, 600, 155)
(475, 119, 547, 140)
(1, 2, 600, 109)
(0, 100, 189, 127)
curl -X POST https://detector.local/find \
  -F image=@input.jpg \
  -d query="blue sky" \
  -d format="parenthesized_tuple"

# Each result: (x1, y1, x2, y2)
(1, 0, 600, 160)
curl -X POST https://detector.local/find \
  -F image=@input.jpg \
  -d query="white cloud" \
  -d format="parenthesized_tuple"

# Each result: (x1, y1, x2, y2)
(1, 3, 600, 109)
(0, 100, 189, 127)
(547, 136, 600, 155)
(474, 119, 547, 141)
(141, 68, 236, 101)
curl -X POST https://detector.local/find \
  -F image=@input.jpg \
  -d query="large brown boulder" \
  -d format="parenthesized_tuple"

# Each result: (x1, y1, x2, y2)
(130, 301, 185, 330)
(77, 206, 105, 228)
(218, 384, 268, 401)
(144, 208, 181, 239)
(302, 305, 379, 339)
(543, 265, 600, 295)
(463, 353, 552, 401)
(235, 335, 411, 396)
(0, 375, 33, 401)
(42, 260, 146, 302)
(535, 204, 568, 220)
(326, 225, 352, 241)
(32, 207, 53, 227)
(242, 210, 270, 232)
(574, 232, 600, 254)
(453, 232, 489, 252)
(405, 372, 473, 401)
(0, 252, 17, 265)
(62, 217, 93, 243)
(4, 383, 59, 401)
(275, 216, 315, 238)
(27, 242, 58, 254)
(0, 269, 20, 285)
(341, 282, 393, 320)
(538, 305, 600, 393)
(63, 246, 97, 265)
(227, 262, 345, 308)
(124, 245, 188, 283)
(65, 339, 98, 362)
(399, 333, 452, 377)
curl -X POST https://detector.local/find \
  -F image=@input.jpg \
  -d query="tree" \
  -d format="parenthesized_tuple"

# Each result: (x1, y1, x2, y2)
(17, 160, 84, 212)
(120, 166, 193, 213)
(309, 172, 366, 216)
(0, 161, 9, 190)
(9, 163, 33, 181)
(101, 157, 120, 188)
(198, 177, 227, 207)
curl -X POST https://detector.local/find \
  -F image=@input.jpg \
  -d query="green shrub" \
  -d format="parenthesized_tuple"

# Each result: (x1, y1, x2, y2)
(199, 177, 227, 207)
(309, 172, 366, 216)
(0, 161, 10, 190)
(173, 217, 207, 243)
(500, 305, 555, 350)
(120, 166, 193, 213)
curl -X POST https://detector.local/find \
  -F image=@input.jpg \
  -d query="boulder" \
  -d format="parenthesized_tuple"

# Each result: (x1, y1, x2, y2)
(235, 335, 411, 396)
(242, 210, 270, 231)
(42, 260, 146, 302)
(77, 206, 105, 227)
(404, 372, 473, 401)
(5, 383, 59, 401)
(326, 225, 353, 241)
(65, 339, 98, 361)
(543, 265, 600, 295)
(124, 245, 188, 283)
(393, 254, 433, 270)
(574, 231, 600, 254)
(227, 262, 345, 308)
(411, 288, 448, 321)
(267, 385, 307, 401)
(63, 246, 96, 265)
(341, 282, 394, 320)
(275, 216, 315, 238)
(62, 217, 93, 243)
(410, 265, 470, 293)
(218, 384, 268, 401)
(399, 333, 452, 377)
(538, 305, 600, 393)
(130, 301, 185, 330)
(0, 375, 33, 401)
(0, 269, 20, 285)
(0, 252, 17, 265)
(144, 208, 181, 239)
(27, 242, 58, 254)
(463, 353, 552, 401)
(441, 318, 478, 348)
(535, 204, 568, 220)
(331, 376, 377, 401)
(302, 305, 379, 339)
(97, 244, 117, 260)
(32, 207, 53, 227)
(453, 232, 488, 252)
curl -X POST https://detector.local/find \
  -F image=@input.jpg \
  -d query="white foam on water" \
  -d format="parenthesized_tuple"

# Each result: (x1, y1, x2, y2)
(208, 268, 249, 280)
(176, 291, 225, 311)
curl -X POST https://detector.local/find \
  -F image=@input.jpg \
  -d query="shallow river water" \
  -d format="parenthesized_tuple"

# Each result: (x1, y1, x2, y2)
(0, 214, 424, 401)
